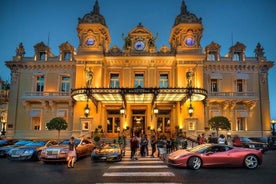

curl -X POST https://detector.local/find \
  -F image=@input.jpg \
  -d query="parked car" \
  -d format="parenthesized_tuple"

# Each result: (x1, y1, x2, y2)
(91, 143, 123, 162)
(7, 140, 58, 161)
(0, 140, 32, 157)
(233, 137, 269, 153)
(167, 143, 262, 170)
(40, 138, 95, 163)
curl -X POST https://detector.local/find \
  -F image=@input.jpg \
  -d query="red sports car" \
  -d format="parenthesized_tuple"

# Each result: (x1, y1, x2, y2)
(167, 143, 262, 170)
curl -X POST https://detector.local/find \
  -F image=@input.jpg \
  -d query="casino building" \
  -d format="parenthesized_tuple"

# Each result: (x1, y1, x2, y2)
(5, 1, 274, 139)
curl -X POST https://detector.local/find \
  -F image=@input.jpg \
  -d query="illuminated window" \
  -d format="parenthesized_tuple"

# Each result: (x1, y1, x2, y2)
(134, 74, 144, 88)
(210, 79, 218, 92)
(110, 74, 120, 88)
(237, 117, 245, 131)
(159, 74, 168, 88)
(60, 76, 70, 92)
(107, 110, 120, 133)
(36, 76, 44, 92)
(30, 110, 41, 130)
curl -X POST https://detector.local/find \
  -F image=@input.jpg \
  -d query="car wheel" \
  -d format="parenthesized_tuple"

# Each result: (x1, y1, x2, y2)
(187, 156, 202, 170)
(244, 154, 259, 169)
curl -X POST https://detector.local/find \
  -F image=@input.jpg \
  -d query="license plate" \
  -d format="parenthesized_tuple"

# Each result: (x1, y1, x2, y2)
(11, 155, 20, 157)
(46, 155, 57, 158)
(100, 157, 106, 160)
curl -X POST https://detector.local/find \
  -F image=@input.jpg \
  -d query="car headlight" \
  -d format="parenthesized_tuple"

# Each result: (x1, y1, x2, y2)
(23, 150, 34, 155)
(249, 144, 255, 148)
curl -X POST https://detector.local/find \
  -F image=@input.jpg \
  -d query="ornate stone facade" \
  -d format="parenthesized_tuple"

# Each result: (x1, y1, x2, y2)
(5, 0, 274, 139)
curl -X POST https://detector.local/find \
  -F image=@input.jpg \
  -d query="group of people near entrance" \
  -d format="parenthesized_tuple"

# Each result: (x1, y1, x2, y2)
(197, 133, 233, 146)
(130, 134, 175, 161)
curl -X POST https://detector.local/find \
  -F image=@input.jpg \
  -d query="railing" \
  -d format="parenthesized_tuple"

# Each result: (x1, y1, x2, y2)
(22, 91, 70, 99)
(208, 92, 257, 98)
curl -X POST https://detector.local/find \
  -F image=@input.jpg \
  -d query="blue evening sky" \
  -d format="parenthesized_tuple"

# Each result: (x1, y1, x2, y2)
(0, 0, 276, 119)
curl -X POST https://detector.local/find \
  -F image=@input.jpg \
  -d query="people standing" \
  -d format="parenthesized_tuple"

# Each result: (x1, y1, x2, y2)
(218, 134, 226, 144)
(199, 133, 206, 144)
(130, 135, 139, 160)
(150, 135, 157, 158)
(140, 134, 148, 157)
(67, 136, 77, 168)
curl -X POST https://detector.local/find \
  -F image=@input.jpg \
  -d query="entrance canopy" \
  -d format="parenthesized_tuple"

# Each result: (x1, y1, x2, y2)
(71, 87, 207, 108)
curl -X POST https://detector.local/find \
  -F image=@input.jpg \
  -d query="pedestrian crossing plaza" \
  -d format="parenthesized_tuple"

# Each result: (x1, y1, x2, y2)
(98, 149, 182, 184)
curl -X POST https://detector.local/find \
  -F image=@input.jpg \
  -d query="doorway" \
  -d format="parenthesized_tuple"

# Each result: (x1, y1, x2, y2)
(132, 110, 145, 137)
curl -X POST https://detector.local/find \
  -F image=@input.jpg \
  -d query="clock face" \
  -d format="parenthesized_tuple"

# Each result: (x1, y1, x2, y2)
(184, 37, 195, 47)
(134, 40, 145, 50)
(85, 37, 95, 46)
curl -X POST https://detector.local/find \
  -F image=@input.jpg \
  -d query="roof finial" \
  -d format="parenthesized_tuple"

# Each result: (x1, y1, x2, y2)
(181, 0, 188, 14)
(93, 0, 100, 14)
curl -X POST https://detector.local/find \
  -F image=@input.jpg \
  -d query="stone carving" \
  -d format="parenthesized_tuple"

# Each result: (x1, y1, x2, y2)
(16, 42, 25, 57)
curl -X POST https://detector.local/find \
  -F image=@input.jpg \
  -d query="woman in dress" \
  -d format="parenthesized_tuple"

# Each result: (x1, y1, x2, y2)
(67, 136, 76, 168)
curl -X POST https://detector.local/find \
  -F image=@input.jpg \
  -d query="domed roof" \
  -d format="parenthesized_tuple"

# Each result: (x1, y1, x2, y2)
(174, 0, 202, 26)
(78, 0, 106, 26)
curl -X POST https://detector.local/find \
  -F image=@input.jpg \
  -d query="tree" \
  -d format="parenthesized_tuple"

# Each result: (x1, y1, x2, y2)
(208, 116, 231, 136)
(46, 117, 68, 142)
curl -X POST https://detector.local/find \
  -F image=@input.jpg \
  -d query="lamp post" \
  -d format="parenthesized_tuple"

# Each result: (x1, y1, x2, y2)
(188, 100, 194, 117)
(84, 103, 90, 118)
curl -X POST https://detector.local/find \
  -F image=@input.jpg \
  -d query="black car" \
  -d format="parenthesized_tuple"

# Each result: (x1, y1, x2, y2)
(235, 137, 269, 153)
(0, 140, 33, 157)
(8, 140, 57, 161)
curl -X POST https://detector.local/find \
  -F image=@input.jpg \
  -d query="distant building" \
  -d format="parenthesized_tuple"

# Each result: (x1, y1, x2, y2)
(5, 1, 274, 139)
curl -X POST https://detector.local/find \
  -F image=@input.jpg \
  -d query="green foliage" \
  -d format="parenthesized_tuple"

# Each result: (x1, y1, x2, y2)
(46, 117, 68, 131)
(208, 116, 231, 135)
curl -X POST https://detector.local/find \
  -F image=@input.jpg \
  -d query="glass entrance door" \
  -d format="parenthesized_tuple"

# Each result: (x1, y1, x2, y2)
(132, 110, 145, 137)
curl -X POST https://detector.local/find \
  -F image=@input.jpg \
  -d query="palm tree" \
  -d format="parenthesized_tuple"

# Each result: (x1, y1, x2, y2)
(46, 117, 68, 142)
(208, 116, 231, 136)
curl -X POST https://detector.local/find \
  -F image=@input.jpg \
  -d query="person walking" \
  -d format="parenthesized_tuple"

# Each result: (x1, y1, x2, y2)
(67, 136, 77, 168)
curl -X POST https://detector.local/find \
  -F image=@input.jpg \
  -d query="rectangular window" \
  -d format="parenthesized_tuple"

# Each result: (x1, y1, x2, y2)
(60, 76, 70, 92)
(159, 74, 168, 88)
(110, 74, 120, 88)
(210, 79, 218, 92)
(63, 52, 71, 61)
(107, 118, 113, 133)
(30, 109, 41, 130)
(233, 52, 241, 61)
(39, 51, 46, 61)
(237, 117, 245, 131)
(36, 76, 44, 92)
(134, 74, 144, 88)
(207, 51, 216, 61)
(236, 79, 243, 92)
(107, 116, 120, 133)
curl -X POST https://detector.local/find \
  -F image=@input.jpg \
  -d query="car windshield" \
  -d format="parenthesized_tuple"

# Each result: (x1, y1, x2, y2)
(187, 144, 212, 153)
(25, 141, 46, 146)
(240, 137, 253, 142)
(14, 140, 32, 145)
(101, 144, 119, 149)
(60, 139, 81, 145)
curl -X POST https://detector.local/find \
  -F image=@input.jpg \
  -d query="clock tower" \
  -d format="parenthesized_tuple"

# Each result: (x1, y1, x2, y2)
(77, 0, 111, 55)
(169, 0, 203, 54)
